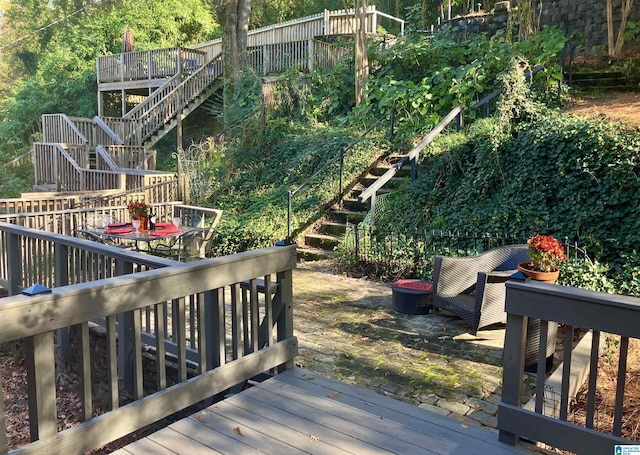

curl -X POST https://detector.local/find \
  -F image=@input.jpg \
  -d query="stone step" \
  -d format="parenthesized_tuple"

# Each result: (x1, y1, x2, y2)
(319, 221, 347, 236)
(297, 246, 335, 261)
(369, 163, 410, 177)
(341, 198, 368, 212)
(327, 210, 367, 224)
(304, 233, 341, 250)
(358, 174, 406, 189)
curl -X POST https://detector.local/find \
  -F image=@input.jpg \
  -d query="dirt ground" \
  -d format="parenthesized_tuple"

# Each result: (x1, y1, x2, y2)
(563, 91, 640, 127)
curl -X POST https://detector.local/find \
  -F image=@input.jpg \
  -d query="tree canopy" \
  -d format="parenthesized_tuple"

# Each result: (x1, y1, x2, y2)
(0, 0, 219, 157)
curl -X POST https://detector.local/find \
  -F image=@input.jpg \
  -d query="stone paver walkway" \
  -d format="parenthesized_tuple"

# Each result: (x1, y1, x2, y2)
(292, 260, 537, 432)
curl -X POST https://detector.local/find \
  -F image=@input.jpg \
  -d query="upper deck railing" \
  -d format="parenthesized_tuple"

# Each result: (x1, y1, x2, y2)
(195, 6, 404, 58)
(97, 6, 404, 86)
(96, 47, 207, 85)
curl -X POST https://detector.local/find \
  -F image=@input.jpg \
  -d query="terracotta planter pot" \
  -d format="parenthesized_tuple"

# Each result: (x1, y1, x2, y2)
(134, 215, 148, 231)
(517, 262, 559, 284)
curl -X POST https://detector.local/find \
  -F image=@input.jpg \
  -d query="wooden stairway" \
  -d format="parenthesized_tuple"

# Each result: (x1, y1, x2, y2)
(298, 153, 408, 260)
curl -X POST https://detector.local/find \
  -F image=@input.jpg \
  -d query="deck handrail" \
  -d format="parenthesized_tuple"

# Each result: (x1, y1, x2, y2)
(500, 280, 640, 453)
(95, 144, 120, 171)
(93, 115, 125, 146)
(34, 143, 126, 192)
(358, 105, 463, 226)
(42, 113, 88, 145)
(120, 53, 223, 145)
(0, 224, 297, 454)
(96, 47, 207, 85)
(195, 6, 404, 54)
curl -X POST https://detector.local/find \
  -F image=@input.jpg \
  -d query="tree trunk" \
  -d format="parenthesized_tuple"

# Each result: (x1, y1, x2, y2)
(354, 0, 369, 107)
(607, 0, 615, 56)
(216, 0, 253, 124)
(614, 0, 635, 56)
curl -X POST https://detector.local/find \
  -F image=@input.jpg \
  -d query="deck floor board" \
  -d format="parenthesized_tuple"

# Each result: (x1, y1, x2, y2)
(113, 368, 536, 455)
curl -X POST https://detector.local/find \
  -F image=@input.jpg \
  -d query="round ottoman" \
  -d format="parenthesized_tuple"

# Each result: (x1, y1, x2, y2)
(392, 279, 433, 315)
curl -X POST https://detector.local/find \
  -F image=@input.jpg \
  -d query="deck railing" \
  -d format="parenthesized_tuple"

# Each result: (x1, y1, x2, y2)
(33, 143, 126, 192)
(1, 150, 34, 170)
(195, 6, 405, 58)
(122, 54, 223, 144)
(41, 113, 88, 145)
(100, 116, 142, 146)
(97, 144, 155, 170)
(0, 194, 80, 214)
(124, 170, 178, 204)
(96, 47, 207, 84)
(0, 225, 296, 454)
(499, 280, 640, 453)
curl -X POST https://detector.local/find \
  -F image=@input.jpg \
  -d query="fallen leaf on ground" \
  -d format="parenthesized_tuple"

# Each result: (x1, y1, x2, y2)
(302, 375, 316, 381)
(327, 391, 340, 398)
(194, 411, 206, 423)
(460, 424, 469, 429)
(234, 427, 243, 436)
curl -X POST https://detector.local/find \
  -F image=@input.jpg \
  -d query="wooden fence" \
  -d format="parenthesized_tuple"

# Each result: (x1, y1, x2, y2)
(499, 279, 640, 452)
(0, 224, 296, 454)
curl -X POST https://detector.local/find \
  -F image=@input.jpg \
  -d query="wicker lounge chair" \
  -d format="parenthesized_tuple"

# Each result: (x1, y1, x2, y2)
(432, 244, 530, 334)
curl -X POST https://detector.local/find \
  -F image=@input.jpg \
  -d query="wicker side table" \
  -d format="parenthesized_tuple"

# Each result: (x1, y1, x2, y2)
(391, 279, 433, 315)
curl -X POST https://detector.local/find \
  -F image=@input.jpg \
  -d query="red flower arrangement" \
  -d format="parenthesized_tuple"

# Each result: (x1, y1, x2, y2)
(127, 201, 149, 219)
(527, 234, 567, 272)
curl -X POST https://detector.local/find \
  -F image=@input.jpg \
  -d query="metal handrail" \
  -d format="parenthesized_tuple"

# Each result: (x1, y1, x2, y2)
(286, 116, 388, 241)
(472, 64, 545, 117)
(358, 105, 463, 227)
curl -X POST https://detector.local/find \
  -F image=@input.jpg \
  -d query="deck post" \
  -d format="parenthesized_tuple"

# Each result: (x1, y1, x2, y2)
(55, 243, 71, 357)
(498, 305, 527, 445)
(6, 231, 22, 296)
(26, 332, 57, 441)
(116, 259, 135, 393)
(275, 267, 294, 372)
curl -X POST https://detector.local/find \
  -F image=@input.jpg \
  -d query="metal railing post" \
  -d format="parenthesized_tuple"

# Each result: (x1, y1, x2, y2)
(339, 148, 345, 209)
(287, 190, 293, 242)
(389, 105, 395, 142)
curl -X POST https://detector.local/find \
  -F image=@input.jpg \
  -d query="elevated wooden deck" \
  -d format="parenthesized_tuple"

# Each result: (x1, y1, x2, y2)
(113, 368, 533, 455)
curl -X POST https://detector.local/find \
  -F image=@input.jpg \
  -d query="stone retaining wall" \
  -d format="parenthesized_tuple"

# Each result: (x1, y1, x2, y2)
(444, 0, 640, 54)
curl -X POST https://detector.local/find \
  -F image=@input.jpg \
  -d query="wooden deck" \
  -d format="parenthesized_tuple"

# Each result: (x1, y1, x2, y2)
(112, 368, 533, 455)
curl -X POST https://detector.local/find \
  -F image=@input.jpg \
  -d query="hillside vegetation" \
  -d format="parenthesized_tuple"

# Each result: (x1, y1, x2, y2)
(204, 27, 570, 254)
(365, 61, 640, 294)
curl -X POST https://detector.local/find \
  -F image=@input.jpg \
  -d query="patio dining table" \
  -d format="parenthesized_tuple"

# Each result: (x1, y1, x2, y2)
(83, 222, 205, 254)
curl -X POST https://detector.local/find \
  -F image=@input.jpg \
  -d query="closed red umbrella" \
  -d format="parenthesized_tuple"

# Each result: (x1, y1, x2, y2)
(123, 25, 135, 53)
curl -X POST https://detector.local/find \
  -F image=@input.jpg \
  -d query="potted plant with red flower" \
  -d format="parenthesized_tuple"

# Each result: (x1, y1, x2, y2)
(127, 201, 150, 230)
(518, 234, 568, 283)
